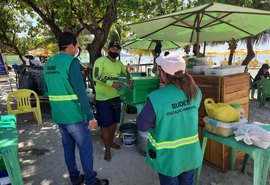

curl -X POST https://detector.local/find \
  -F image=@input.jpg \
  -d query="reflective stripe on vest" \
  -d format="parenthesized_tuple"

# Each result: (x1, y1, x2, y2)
(49, 94, 78, 101)
(148, 133, 199, 150)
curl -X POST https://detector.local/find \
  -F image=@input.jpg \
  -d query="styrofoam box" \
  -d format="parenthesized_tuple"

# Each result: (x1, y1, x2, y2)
(203, 117, 248, 137)
(193, 65, 209, 74)
(204, 65, 246, 76)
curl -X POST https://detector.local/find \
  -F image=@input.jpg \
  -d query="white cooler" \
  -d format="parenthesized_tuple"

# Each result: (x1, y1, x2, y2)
(203, 117, 248, 137)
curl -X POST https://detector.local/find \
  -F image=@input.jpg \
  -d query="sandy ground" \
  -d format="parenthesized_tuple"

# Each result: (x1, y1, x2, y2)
(0, 70, 270, 185)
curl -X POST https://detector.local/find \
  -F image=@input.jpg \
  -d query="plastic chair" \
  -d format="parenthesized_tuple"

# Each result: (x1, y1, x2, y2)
(250, 76, 259, 99)
(253, 60, 259, 68)
(7, 89, 42, 124)
(258, 79, 270, 107)
(237, 60, 242, 65)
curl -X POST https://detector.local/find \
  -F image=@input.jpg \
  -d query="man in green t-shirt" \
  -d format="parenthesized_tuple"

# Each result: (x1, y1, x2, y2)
(93, 41, 129, 161)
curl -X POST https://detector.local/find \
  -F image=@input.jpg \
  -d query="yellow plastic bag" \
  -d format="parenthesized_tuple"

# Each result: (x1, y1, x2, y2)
(204, 98, 240, 122)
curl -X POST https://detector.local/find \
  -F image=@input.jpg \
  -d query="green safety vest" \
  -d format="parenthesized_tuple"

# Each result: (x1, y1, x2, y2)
(43, 53, 86, 124)
(146, 85, 202, 177)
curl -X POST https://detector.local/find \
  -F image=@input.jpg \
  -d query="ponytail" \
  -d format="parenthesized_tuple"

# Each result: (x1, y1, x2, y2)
(166, 71, 198, 100)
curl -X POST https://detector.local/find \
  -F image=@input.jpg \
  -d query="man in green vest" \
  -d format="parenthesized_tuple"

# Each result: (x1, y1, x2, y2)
(136, 54, 202, 185)
(44, 32, 108, 185)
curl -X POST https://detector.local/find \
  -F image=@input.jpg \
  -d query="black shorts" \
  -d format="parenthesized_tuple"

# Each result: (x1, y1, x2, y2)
(96, 97, 121, 127)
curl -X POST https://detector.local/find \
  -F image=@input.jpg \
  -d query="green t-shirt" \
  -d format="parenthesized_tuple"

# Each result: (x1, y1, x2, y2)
(93, 56, 126, 100)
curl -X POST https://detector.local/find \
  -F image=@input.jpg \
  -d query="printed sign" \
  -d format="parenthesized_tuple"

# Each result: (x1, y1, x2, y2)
(0, 53, 8, 78)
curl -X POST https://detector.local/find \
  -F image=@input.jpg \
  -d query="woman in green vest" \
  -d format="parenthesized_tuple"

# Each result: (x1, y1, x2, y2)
(136, 54, 202, 185)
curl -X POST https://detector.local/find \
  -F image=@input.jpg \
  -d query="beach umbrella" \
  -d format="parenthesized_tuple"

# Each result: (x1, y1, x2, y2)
(128, 2, 270, 56)
(123, 39, 189, 50)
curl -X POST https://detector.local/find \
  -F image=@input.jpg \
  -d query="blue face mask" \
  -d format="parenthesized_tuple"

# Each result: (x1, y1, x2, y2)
(108, 51, 119, 59)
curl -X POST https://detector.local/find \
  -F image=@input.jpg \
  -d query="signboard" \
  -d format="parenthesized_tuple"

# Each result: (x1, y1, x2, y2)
(0, 53, 8, 78)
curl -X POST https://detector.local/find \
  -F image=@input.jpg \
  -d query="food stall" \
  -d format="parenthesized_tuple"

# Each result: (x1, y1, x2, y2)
(120, 66, 250, 171)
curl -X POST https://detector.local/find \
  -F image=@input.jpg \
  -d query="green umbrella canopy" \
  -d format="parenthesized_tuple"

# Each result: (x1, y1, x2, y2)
(128, 3, 270, 43)
(123, 39, 190, 50)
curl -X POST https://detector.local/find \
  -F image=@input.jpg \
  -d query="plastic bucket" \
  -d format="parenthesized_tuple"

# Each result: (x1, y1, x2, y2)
(119, 123, 137, 147)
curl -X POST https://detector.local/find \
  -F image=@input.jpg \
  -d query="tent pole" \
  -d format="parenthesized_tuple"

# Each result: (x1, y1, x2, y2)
(203, 41, 206, 56)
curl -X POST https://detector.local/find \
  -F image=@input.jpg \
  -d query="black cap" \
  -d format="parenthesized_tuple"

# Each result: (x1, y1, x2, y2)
(108, 41, 121, 49)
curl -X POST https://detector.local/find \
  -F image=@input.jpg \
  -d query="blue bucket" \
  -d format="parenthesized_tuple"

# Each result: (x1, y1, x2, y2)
(119, 123, 137, 147)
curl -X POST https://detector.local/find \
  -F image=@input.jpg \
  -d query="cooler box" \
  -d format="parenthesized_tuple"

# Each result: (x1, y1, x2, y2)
(203, 117, 248, 137)
(119, 76, 160, 104)
(204, 65, 245, 76)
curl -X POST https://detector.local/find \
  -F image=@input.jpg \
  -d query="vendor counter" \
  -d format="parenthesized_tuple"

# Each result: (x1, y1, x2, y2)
(120, 73, 250, 172)
(192, 73, 250, 171)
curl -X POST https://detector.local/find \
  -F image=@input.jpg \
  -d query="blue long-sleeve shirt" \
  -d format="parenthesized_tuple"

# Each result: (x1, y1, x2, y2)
(69, 61, 94, 121)
(136, 98, 156, 131)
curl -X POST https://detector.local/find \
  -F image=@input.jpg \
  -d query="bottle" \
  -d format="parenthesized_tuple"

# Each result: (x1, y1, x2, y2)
(230, 104, 244, 119)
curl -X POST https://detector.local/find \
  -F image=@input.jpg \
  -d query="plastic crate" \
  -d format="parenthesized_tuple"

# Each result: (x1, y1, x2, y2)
(130, 72, 146, 77)
(120, 77, 160, 104)
(204, 65, 245, 76)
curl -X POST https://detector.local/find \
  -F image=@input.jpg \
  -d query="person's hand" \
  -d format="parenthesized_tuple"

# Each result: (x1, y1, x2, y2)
(88, 119, 97, 130)
(112, 82, 122, 90)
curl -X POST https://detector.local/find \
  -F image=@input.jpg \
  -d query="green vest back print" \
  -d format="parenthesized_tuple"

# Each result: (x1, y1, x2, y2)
(147, 85, 203, 177)
(44, 53, 86, 124)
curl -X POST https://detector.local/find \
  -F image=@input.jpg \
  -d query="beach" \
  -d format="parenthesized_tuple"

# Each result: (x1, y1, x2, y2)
(0, 71, 269, 185)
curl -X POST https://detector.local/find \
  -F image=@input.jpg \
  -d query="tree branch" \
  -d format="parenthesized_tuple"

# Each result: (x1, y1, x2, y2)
(21, 0, 62, 38)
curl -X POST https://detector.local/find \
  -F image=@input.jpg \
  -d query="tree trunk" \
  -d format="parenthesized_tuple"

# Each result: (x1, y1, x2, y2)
(85, 2, 117, 66)
(228, 39, 237, 65)
(87, 33, 105, 68)
(228, 50, 235, 65)
(242, 37, 255, 66)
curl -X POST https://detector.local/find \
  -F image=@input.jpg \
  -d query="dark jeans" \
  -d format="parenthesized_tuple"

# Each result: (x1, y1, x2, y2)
(59, 120, 97, 185)
(158, 170, 195, 185)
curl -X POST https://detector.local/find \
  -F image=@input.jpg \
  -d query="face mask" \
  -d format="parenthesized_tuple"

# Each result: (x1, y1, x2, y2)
(108, 51, 119, 59)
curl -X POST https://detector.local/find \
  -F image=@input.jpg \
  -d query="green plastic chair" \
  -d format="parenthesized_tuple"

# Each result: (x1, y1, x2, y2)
(250, 76, 259, 99)
(258, 78, 270, 107)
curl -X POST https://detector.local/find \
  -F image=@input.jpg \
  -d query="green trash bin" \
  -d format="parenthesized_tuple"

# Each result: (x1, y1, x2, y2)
(0, 115, 16, 129)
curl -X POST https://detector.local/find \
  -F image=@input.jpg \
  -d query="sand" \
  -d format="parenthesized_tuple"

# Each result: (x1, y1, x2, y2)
(0, 71, 269, 185)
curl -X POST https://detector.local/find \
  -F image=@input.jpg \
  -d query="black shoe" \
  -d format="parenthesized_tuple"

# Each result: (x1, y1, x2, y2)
(73, 174, 85, 185)
(94, 178, 109, 185)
